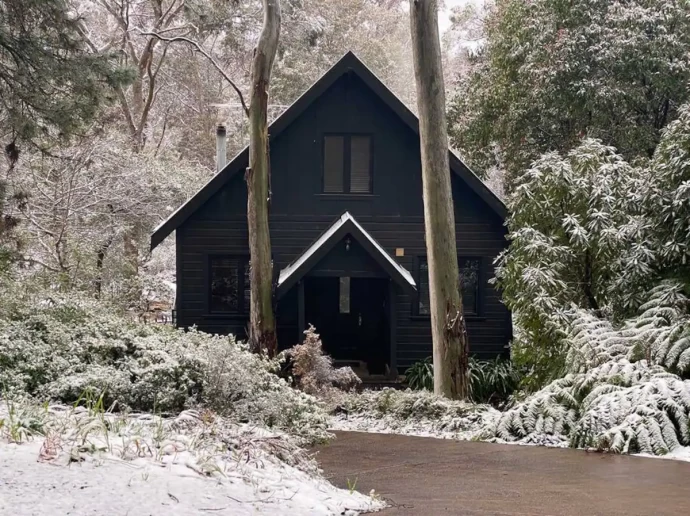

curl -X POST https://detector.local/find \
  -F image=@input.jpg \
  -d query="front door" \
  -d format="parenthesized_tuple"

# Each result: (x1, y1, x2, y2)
(304, 276, 388, 374)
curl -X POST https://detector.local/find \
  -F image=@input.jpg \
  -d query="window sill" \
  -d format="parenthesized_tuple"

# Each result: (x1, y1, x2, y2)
(315, 193, 379, 200)
(409, 314, 487, 322)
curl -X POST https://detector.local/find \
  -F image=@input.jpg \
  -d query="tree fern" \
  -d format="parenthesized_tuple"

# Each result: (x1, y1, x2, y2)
(490, 283, 690, 455)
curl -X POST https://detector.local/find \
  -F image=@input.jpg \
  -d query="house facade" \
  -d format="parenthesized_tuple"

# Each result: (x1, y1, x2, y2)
(151, 52, 511, 374)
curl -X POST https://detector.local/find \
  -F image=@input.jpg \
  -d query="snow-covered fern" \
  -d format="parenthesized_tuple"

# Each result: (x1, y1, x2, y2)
(566, 283, 690, 375)
(491, 283, 690, 455)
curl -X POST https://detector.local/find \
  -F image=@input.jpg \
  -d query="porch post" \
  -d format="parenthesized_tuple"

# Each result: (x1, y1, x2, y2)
(297, 279, 306, 342)
(388, 279, 398, 377)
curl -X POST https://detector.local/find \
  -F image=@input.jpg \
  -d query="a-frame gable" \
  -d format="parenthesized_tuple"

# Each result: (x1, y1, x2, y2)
(150, 51, 506, 250)
(277, 212, 416, 297)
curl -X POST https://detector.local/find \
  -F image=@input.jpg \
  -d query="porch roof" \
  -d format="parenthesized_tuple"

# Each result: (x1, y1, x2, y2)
(277, 212, 416, 297)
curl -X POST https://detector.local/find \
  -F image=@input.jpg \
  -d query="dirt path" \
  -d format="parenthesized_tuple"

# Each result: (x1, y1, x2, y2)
(314, 431, 690, 515)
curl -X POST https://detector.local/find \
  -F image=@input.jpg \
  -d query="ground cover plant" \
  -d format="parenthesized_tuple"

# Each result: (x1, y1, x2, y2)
(405, 356, 522, 405)
(0, 284, 329, 445)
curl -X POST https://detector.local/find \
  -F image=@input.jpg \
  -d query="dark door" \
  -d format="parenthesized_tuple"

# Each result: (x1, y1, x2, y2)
(304, 276, 388, 374)
(350, 278, 388, 374)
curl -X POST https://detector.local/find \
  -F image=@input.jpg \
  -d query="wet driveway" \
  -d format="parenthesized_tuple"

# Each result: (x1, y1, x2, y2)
(314, 431, 690, 515)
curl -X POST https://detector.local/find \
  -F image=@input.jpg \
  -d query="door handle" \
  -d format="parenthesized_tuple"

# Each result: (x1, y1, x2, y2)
(358, 313, 362, 326)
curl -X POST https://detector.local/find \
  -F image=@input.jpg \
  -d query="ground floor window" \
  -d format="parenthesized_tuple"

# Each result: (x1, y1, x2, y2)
(209, 255, 250, 313)
(417, 257, 481, 316)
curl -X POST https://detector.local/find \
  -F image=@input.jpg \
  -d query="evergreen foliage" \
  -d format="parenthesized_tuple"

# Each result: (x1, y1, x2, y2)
(0, 283, 329, 444)
(405, 356, 521, 404)
(490, 283, 690, 455)
(0, 0, 130, 145)
(495, 104, 690, 387)
(448, 0, 690, 184)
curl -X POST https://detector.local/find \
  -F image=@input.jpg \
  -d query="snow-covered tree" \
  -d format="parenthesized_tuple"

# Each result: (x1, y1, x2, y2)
(648, 103, 690, 284)
(448, 0, 690, 185)
(494, 139, 656, 386)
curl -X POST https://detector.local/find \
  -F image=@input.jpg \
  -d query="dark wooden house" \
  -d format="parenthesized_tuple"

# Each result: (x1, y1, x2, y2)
(151, 51, 511, 375)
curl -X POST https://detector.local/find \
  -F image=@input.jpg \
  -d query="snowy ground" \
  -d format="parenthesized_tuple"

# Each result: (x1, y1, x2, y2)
(329, 413, 492, 441)
(0, 404, 384, 516)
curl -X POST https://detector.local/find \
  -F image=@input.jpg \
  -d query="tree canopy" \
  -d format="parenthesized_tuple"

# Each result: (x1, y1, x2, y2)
(448, 0, 690, 185)
(0, 0, 131, 150)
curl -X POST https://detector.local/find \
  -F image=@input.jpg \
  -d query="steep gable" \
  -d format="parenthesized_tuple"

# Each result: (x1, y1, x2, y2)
(150, 51, 506, 250)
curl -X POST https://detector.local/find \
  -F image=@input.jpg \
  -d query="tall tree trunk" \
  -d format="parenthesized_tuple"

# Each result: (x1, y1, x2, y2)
(246, 0, 280, 356)
(409, 0, 469, 399)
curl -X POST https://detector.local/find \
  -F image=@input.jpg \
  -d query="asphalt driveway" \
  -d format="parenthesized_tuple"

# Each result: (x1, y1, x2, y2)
(313, 431, 690, 515)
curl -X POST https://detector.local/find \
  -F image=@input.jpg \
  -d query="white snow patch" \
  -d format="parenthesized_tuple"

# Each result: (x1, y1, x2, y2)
(635, 446, 690, 463)
(0, 404, 385, 515)
(0, 440, 380, 515)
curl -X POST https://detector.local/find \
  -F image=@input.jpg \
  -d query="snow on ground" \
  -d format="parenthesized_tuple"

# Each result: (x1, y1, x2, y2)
(329, 413, 489, 440)
(635, 447, 690, 463)
(0, 403, 384, 516)
(329, 390, 500, 442)
(0, 441, 377, 515)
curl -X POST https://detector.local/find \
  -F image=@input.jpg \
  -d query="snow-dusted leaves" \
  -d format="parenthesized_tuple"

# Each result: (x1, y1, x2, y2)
(490, 285, 690, 455)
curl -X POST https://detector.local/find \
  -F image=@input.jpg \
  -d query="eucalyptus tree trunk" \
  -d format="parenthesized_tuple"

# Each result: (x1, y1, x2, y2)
(409, 0, 469, 399)
(246, 0, 280, 356)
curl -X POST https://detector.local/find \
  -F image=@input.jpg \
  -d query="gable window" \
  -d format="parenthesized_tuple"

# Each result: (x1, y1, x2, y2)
(323, 134, 372, 194)
(417, 257, 481, 316)
(209, 256, 250, 313)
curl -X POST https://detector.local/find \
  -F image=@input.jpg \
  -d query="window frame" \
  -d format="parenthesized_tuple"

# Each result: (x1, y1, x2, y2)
(321, 133, 374, 194)
(413, 255, 484, 318)
(206, 254, 251, 315)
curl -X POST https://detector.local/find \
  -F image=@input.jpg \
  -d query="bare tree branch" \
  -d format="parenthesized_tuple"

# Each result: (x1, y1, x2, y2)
(139, 31, 249, 117)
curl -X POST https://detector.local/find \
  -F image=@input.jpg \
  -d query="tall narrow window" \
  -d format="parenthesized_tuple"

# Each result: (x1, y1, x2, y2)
(323, 135, 345, 193)
(322, 134, 372, 194)
(339, 276, 351, 313)
(417, 257, 481, 316)
(350, 136, 372, 193)
(209, 256, 250, 313)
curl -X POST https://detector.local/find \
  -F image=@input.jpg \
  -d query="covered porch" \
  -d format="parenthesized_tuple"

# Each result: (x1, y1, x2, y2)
(277, 212, 416, 377)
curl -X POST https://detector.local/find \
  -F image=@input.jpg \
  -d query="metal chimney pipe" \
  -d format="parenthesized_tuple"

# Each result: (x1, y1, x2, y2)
(216, 124, 227, 172)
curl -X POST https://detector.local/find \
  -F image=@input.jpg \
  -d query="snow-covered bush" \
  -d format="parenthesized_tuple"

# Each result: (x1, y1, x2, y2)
(494, 139, 656, 388)
(0, 288, 329, 444)
(496, 105, 690, 389)
(648, 103, 690, 280)
(490, 284, 690, 455)
(332, 388, 499, 439)
(280, 325, 360, 396)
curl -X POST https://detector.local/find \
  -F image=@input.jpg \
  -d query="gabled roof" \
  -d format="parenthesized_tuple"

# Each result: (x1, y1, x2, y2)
(150, 51, 507, 250)
(276, 211, 416, 298)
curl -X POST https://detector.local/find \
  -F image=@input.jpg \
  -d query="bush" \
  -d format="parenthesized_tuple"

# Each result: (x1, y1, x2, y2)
(404, 356, 521, 404)
(0, 288, 329, 444)
(280, 326, 361, 396)
(404, 357, 433, 391)
(490, 283, 690, 455)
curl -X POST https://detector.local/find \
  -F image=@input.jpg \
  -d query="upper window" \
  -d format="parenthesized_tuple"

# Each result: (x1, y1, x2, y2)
(209, 256, 250, 313)
(323, 134, 372, 194)
(417, 257, 481, 316)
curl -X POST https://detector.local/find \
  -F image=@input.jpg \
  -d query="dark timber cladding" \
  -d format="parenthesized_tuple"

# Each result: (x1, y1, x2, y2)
(152, 51, 511, 373)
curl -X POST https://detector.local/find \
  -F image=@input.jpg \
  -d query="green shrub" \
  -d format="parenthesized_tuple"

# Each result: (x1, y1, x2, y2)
(404, 356, 521, 404)
(404, 357, 433, 391)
